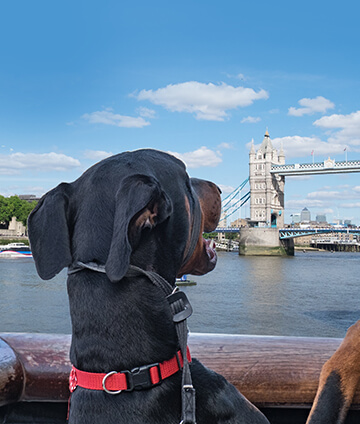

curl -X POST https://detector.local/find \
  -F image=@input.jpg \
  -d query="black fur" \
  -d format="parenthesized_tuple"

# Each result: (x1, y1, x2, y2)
(28, 149, 269, 423)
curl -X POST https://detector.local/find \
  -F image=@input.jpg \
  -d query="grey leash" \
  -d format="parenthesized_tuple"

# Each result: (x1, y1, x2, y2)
(120, 265, 196, 424)
(68, 262, 196, 424)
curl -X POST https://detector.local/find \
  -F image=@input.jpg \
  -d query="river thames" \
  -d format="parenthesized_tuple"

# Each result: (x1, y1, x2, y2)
(0, 251, 359, 338)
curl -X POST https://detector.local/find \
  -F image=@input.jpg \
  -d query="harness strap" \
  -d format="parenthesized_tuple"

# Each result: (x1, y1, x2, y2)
(169, 292, 196, 424)
(67, 263, 196, 424)
(123, 266, 196, 424)
(70, 348, 191, 393)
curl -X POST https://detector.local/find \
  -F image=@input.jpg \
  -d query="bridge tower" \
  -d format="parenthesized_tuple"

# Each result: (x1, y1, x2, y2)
(249, 130, 285, 228)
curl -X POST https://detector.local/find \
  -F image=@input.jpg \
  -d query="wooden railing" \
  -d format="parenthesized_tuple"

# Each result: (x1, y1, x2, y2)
(1, 332, 360, 409)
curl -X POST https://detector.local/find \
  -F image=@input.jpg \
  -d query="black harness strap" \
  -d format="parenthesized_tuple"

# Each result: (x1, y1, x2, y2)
(124, 265, 196, 424)
(68, 263, 196, 424)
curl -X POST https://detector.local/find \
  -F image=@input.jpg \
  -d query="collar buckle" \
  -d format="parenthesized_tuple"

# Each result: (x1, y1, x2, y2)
(127, 363, 162, 391)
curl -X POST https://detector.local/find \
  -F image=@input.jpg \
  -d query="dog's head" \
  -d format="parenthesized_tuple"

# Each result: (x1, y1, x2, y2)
(28, 149, 221, 283)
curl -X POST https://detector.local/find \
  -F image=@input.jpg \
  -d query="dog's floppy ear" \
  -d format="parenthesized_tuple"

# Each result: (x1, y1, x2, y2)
(28, 183, 72, 280)
(105, 174, 172, 283)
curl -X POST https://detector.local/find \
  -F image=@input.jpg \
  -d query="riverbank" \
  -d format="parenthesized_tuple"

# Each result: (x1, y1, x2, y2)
(295, 246, 320, 252)
(0, 237, 29, 245)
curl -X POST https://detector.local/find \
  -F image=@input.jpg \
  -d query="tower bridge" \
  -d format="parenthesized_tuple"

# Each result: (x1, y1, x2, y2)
(216, 130, 360, 255)
(278, 227, 360, 239)
(271, 159, 360, 176)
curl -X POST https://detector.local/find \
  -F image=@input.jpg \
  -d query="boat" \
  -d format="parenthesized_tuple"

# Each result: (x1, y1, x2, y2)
(0, 242, 32, 258)
(215, 240, 239, 252)
(176, 275, 197, 286)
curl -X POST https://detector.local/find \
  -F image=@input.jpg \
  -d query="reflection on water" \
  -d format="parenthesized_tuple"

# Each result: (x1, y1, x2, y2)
(185, 251, 360, 338)
(0, 251, 359, 337)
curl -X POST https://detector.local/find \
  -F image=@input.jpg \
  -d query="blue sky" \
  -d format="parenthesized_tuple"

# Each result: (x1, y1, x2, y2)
(1, 0, 360, 225)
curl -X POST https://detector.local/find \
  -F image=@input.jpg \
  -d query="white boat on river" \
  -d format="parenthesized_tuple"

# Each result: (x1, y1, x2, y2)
(0, 242, 32, 258)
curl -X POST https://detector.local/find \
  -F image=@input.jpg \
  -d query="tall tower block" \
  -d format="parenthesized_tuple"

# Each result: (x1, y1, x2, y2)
(249, 130, 285, 228)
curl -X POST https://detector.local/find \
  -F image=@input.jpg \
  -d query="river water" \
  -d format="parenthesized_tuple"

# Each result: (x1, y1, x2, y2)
(0, 251, 359, 338)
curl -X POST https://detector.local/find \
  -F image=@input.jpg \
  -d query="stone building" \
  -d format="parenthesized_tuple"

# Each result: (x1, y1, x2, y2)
(0, 216, 27, 237)
(249, 130, 285, 228)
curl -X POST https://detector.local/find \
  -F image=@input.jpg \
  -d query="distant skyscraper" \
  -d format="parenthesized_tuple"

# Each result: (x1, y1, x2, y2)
(316, 214, 327, 223)
(301, 207, 311, 223)
(291, 213, 301, 224)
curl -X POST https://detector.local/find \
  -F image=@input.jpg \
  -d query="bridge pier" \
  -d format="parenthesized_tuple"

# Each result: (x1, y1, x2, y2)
(239, 227, 294, 256)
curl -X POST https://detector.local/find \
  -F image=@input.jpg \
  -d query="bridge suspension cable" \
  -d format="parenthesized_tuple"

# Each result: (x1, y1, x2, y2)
(221, 177, 249, 209)
(221, 177, 250, 222)
(222, 192, 250, 220)
(222, 190, 250, 214)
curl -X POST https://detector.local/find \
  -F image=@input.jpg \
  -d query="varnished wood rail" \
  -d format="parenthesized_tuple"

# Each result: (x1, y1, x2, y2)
(1, 332, 359, 409)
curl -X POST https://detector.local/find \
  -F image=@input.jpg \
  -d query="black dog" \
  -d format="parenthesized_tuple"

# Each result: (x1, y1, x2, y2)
(28, 149, 360, 423)
(28, 149, 268, 423)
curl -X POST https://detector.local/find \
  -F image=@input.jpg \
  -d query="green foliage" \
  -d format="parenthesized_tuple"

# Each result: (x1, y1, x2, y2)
(0, 238, 29, 246)
(0, 196, 37, 226)
(225, 232, 239, 240)
(203, 232, 218, 239)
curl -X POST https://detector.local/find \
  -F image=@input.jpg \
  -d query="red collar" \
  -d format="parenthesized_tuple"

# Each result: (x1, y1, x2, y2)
(69, 347, 191, 394)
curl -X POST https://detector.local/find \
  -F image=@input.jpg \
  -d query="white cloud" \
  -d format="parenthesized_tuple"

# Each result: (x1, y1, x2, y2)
(0, 152, 81, 175)
(135, 81, 268, 121)
(241, 116, 261, 124)
(313, 110, 360, 148)
(286, 199, 327, 209)
(306, 190, 360, 201)
(84, 150, 114, 161)
(341, 202, 360, 208)
(271, 135, 345, 158)
(234, 73, 246, 80)
(307, 191, 341, 199)
(288, 96, 335, 116)
(82, 110, 150, 128)
(167, 146, 222, 168)
(137, 107, 157, 119)
(218, 184, 236, 194)
(217, 142, 233, 149)
(286, 185, 360, 212)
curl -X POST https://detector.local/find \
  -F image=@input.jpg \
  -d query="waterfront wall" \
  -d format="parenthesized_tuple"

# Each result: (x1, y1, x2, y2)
(239, 227, 294, 256)
(311, 242, 360, 252)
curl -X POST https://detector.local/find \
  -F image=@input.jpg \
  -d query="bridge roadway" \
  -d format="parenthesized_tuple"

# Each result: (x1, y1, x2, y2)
(270, 159, 360, 176)
(278, 227, 360, 239)
(215, 226, 360, 239)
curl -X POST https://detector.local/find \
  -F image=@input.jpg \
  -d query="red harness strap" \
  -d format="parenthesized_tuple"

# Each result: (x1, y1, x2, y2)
(69, 347, 191, 394)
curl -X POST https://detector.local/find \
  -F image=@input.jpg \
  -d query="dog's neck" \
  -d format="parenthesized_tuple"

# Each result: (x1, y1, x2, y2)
(67, 265, 182, 373)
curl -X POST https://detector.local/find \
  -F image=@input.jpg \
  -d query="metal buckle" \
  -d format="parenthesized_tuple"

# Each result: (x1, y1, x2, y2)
(127, 363, 162, 391)
(102, 371, 123, 395)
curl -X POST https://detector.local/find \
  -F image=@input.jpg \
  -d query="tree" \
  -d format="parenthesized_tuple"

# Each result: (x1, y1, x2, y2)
(0, 196, 37, 227)
(0, 196, 13, 224)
